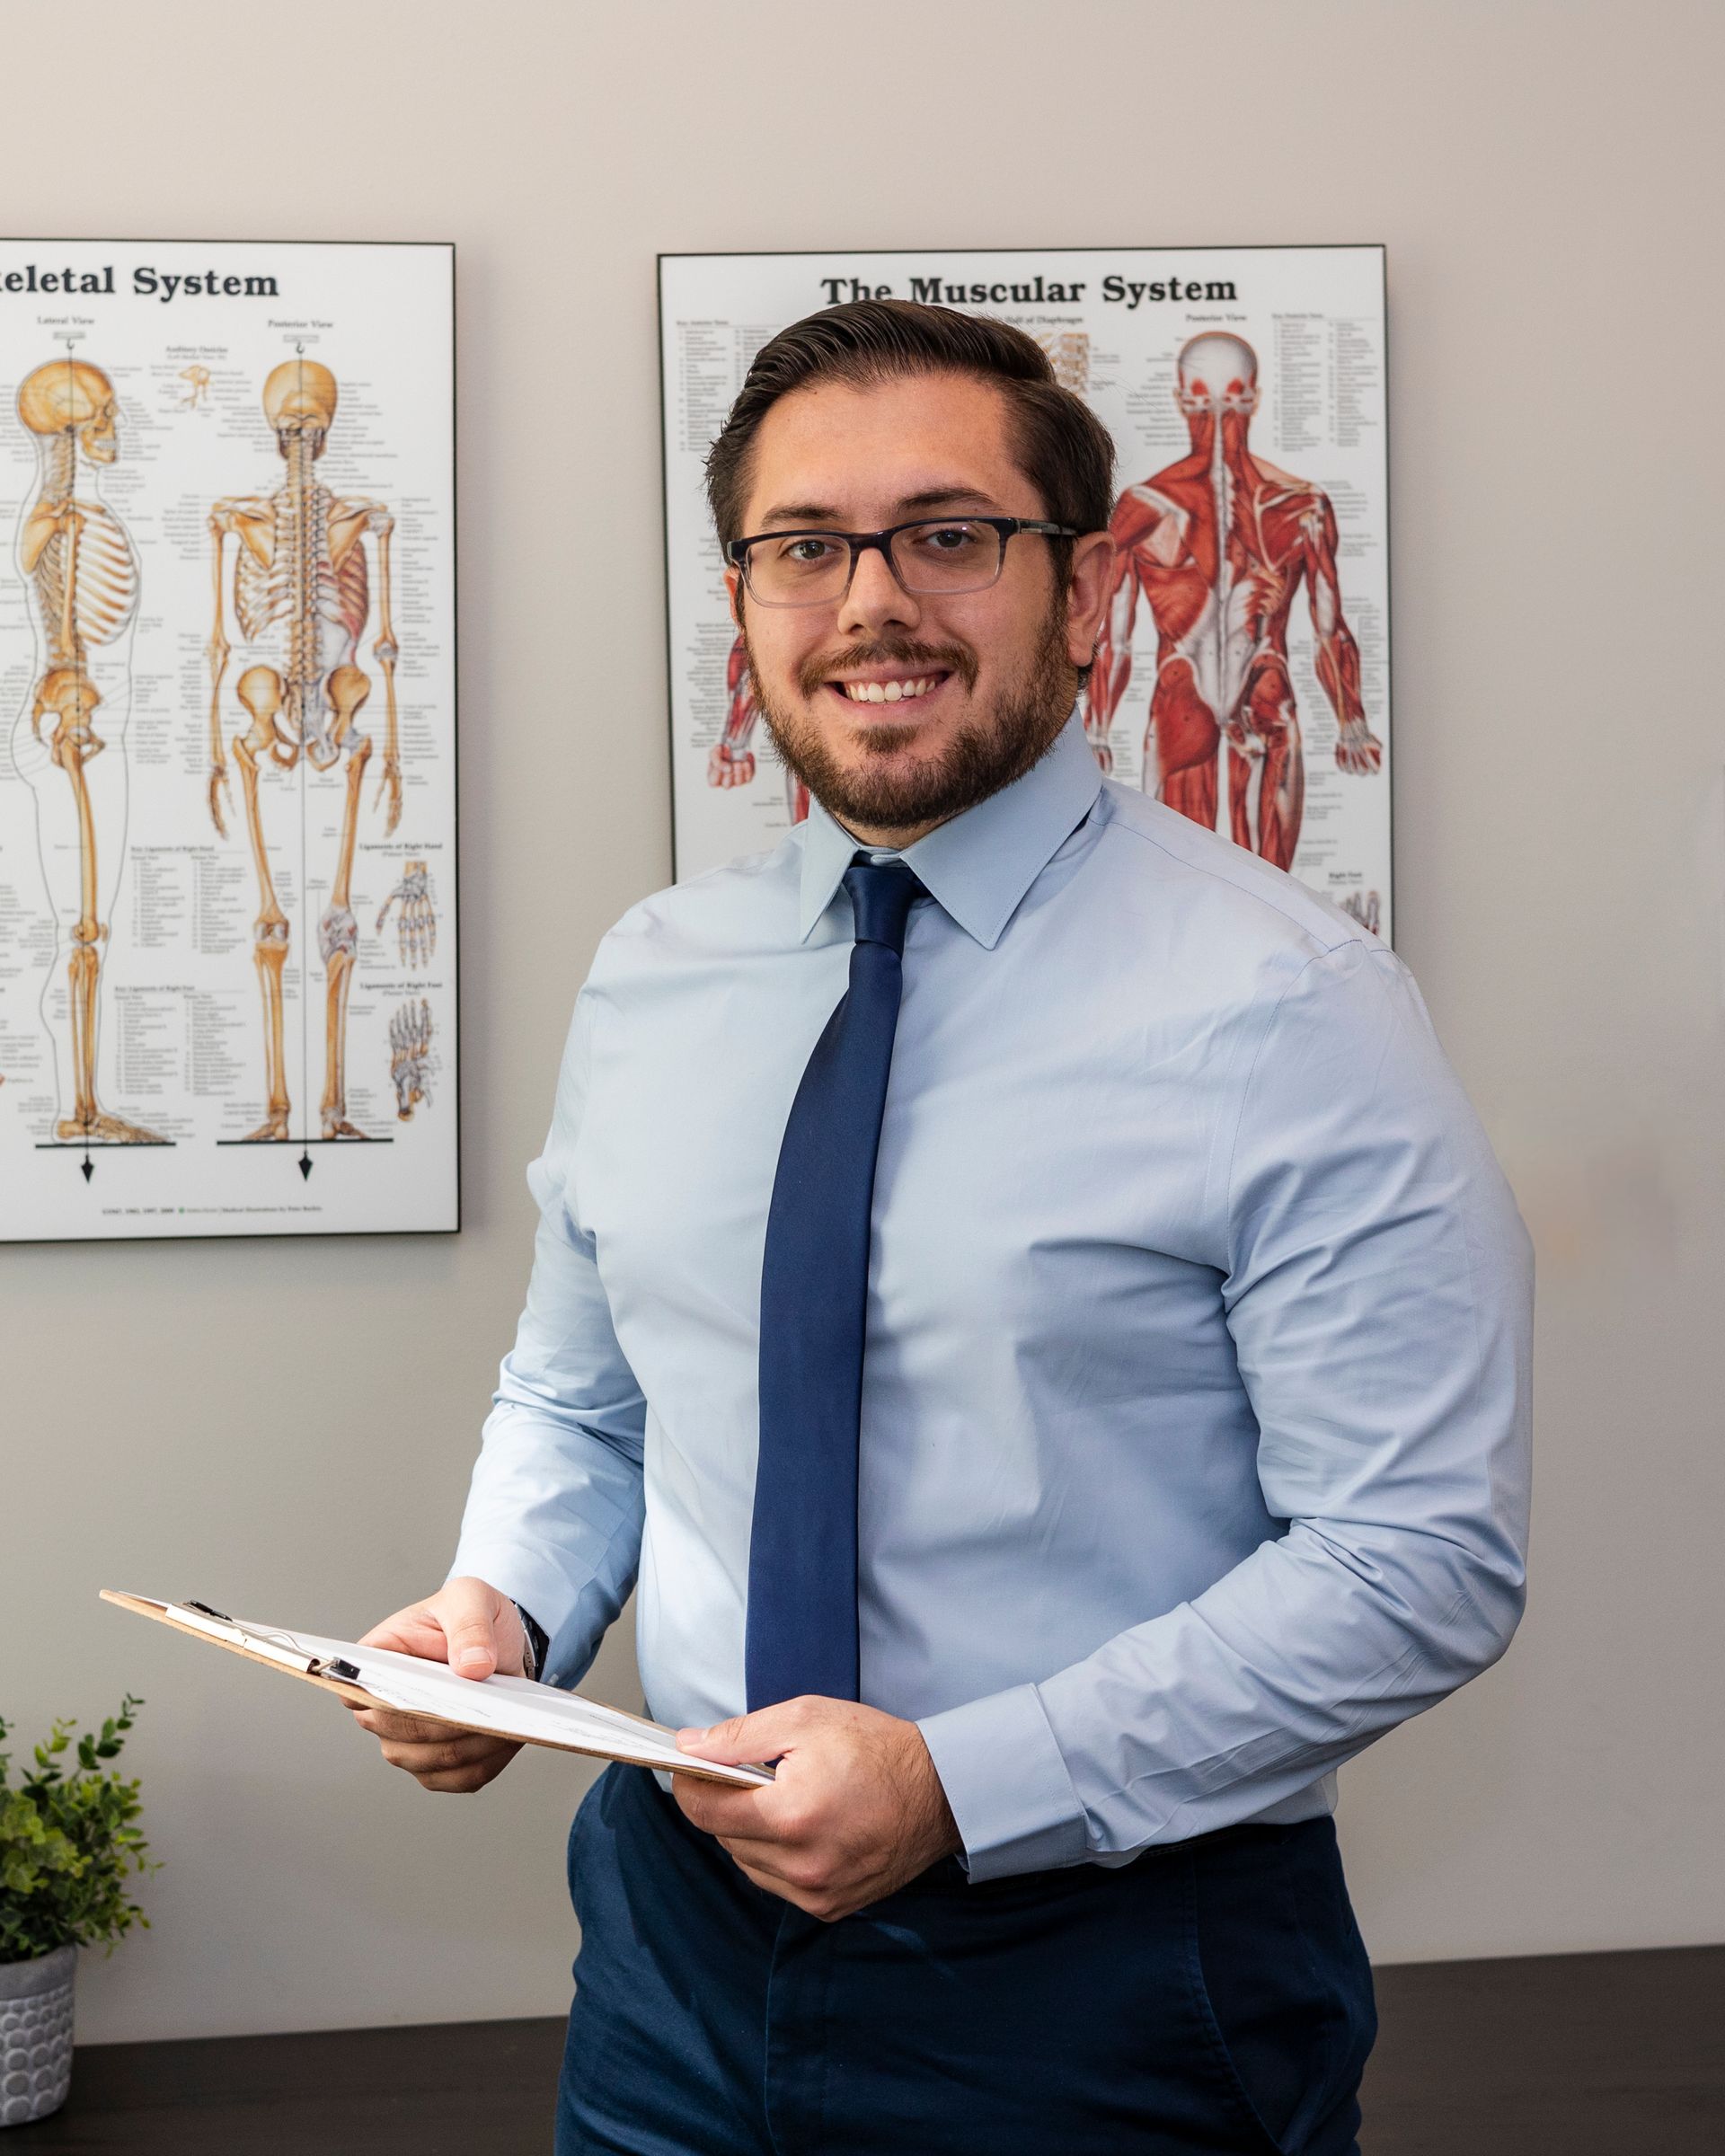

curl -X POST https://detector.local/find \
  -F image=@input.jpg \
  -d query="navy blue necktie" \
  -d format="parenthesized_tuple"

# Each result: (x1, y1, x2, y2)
(746, 858, 928, 1710)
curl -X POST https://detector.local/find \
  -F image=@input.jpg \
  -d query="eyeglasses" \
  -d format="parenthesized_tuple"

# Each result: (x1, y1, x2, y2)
(727, 516, 1077, 609)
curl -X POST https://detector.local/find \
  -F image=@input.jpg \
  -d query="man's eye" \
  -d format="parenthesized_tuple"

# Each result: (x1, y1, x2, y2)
(912, 523, 985, 555)
(780, 537, 841, 566)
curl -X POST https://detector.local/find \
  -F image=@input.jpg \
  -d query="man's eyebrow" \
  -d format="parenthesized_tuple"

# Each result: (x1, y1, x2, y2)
(755, 502, 838, 527)
(752, 487, 1003, 529)
(896, 487, 1001, 513)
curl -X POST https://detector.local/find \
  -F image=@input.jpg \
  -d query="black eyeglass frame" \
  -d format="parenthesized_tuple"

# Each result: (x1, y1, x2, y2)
(726, 515, 1079, 608)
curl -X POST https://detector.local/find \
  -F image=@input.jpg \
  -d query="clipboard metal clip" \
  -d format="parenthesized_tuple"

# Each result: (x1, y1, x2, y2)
(175, 1599, 360, 1686)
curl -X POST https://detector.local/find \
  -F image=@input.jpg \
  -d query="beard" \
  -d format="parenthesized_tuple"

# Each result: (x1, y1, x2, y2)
(742, 592, 1079, 834)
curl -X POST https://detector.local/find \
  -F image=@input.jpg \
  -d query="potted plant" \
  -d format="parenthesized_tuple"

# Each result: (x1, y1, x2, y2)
(0, 1697, 155, 2127)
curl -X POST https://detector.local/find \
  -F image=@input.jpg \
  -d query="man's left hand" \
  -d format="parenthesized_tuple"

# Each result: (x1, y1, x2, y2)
(673, 1697, 960, 1922)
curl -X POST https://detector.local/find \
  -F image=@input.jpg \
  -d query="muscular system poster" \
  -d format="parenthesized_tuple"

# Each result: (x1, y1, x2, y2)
(660, 246, 1391, 937)
(0, 240, 456, 1242)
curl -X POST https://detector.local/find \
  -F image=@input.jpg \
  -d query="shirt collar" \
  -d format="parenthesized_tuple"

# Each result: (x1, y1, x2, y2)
(797, 711, 1101, 950)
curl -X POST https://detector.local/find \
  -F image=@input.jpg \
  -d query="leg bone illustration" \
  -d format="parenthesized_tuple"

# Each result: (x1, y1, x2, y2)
(11, 358, 162, 1144)
(202, 357, 405, 1140)
(375, 861, 437, 968)
(388, 997, 434, 1120)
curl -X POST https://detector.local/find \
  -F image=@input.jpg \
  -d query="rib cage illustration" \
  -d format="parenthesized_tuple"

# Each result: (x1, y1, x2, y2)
(30, 440, 137, 662)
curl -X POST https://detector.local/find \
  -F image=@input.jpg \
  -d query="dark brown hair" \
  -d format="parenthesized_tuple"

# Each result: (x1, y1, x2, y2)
(704, 300, 1116, 582)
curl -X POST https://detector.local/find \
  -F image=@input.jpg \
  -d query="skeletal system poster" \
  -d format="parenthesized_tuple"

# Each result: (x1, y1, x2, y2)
(661, 247, 1391, 936)
(0, 241, 456, 1241)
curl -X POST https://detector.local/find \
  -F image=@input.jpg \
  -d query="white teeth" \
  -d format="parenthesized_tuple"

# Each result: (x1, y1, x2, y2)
(841, 675, 937, 702)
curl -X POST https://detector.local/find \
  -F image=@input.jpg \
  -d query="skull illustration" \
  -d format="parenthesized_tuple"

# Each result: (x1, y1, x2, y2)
(1174, 333, 1260, 420)
(17, 358, 120, 463)
(263, 358, 338, 455)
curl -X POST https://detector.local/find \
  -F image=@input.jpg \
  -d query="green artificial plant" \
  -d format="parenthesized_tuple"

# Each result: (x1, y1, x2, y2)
(0, 1695, 156, 1962)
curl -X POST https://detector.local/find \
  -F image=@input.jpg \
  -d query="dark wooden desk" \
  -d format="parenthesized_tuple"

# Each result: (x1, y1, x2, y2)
(13, 1945, 1722, 2152)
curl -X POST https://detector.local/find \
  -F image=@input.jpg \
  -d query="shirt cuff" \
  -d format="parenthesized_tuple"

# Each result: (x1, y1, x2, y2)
(446, 1540, 580, 1658)
(916, 1683, 1089, 1883)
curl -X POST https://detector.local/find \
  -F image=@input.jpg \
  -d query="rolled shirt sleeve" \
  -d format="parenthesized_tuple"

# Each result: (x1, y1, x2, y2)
(449, 989, 648, 1690)
(920, 939, 1533, 1881)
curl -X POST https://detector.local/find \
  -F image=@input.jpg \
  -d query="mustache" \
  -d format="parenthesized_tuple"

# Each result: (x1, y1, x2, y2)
(796, 636, 979, 699)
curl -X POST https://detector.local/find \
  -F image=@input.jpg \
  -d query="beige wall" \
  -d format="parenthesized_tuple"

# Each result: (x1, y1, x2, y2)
(4, 0, 1721, 2045)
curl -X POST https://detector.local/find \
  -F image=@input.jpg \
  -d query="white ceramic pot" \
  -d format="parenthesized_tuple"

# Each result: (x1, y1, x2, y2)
(0, 1945, 75, 2127)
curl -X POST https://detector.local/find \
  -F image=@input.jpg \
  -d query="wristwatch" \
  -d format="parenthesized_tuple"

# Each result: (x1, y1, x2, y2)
(512, 1601, 550, 1683)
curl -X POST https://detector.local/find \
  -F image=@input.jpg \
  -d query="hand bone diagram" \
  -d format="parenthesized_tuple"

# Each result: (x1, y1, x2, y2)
(376, 862, 437, 968)
(9, 352, 437, 1152)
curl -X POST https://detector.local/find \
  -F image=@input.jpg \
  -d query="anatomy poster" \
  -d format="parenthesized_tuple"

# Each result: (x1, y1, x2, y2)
(0, 241, 456, 1242)
(661, 247, 1391, 936)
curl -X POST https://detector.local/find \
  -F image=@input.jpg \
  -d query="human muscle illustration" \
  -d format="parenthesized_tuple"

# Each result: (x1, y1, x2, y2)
(1084, 333, 1381, 870)
(204, 357, 402, 1141)
(388, 997, 432, 1119)
(376, 860, 435, 968)
(705, 631, 809, 825)
(9, 358, 163, 1144)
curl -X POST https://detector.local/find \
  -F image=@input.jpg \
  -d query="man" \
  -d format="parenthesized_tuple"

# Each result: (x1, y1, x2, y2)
(354, 302, 1532, 2154)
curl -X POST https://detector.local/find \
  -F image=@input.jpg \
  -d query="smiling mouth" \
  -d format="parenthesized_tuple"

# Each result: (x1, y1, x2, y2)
(829, 671, 948, 705)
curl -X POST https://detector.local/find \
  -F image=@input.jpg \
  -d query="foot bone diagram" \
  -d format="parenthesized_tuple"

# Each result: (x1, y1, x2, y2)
(204, 357, 404, 1143)
(1340, 889, 1381, 936)
(388, 997, 433, 1120)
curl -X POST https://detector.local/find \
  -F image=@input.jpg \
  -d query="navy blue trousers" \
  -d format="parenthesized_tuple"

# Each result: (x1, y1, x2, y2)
(556, 1763, 1376, 2155)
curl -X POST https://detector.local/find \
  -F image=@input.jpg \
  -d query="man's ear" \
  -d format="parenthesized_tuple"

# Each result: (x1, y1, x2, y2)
(724, 568, 744, 632)
(1064, 531, 1117, 666)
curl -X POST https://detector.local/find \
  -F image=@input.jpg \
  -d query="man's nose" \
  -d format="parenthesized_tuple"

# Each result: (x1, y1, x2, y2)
(836, 543, 921, 639)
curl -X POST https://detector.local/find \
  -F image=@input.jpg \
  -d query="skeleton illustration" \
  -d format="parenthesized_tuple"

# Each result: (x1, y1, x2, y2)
(388, 997, 433, 1120)
(8, 358, 163, 1144)
(1339, 888, 1381, 936)
(1084, 333, 1381, 870)
(205, 357, 402, 1141)
(375, 860, 436, 968)
(704, 630, 809, 826)
(179, 367, 211, 410)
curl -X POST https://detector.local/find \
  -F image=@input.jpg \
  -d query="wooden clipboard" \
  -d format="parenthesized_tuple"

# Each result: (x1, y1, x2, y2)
(100, 1590, 772, 1787)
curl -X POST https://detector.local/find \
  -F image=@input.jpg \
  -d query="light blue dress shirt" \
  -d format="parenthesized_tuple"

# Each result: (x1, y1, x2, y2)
(452, 717, 1533, 1883)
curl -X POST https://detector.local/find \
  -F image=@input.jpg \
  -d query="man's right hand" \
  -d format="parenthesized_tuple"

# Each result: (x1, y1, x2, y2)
(347, 1576, 527, 1794)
